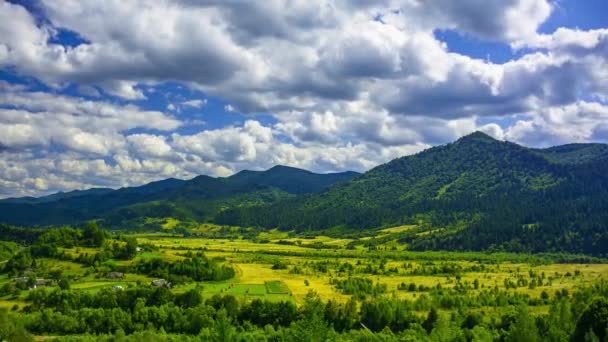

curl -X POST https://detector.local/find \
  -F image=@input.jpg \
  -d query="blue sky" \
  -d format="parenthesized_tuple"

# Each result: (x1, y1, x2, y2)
(0, 0, 607, 198)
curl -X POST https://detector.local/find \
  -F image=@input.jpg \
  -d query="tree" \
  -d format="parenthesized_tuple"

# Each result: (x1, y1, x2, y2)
(175, 289, 202, 308)
(470, 325, 495, 342)
(423, 308, 439, 334)
(83, 221, 105, 247)
(429, 316, 465, 342)
(118, 237, 138, 260)
(505, 306, 539, 342)
(4, 250, 33, 275)
(58, 278, 70, 290)
(0, 309, 34, 342)
(573, 297, 608, 342)
(288, 291, 333, 342)
(542, 299, 573, 341)
(213, 308, 235, 342)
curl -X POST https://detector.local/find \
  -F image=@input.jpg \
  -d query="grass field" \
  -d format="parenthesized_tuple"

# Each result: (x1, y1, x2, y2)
(118, 232, 608, 305)
(2, 229, 607, 311)
(265, 280, 290, 294)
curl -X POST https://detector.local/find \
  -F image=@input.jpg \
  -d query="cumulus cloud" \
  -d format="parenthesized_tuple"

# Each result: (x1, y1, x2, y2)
(0, 88, 180, 154)
(505, 102, 608, 146)
(0, 0, 559, 112)
(0, 0, 607, 197)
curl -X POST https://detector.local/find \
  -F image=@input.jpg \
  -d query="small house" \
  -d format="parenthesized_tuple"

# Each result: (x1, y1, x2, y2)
(112, 285, 124, 291)
(35, 278, 50, 287)
(106, 272, 124, 279)
(151, 279, 172, 288)
(13, 277, 29, 284)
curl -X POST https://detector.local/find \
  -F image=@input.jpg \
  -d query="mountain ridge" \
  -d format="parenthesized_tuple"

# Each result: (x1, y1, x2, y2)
(2, 133, 608, 255)
(0, 165, 361, 226)
(215, 132, 608, 255)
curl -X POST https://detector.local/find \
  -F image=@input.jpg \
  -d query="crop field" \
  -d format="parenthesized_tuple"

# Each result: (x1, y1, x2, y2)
(265, 280, 290, 294)
(7, 230, 603, 307)
(2, 232, 606, 311)
(1, 224, 608, 341)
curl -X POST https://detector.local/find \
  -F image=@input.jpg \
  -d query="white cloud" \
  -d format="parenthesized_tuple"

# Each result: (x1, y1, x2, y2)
(127, 134, 173, 158)
(0, 0, 607, 198)
(182, 99, 207, 108)
(505, 101, 608, 146)
(0, 88, 180, 154)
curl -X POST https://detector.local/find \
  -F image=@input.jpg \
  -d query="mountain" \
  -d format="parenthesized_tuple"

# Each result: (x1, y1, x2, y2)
(228, 165, 361, 195)
(216, 132, 608, 255)
(0, 188, 114, 204)
(3, 133, 608, 255)
(532, 143, 608, 164)
(0, 166, 360, 227)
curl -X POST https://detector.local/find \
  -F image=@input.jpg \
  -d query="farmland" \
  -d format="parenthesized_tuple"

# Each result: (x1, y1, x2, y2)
(1, 223, 607, 341)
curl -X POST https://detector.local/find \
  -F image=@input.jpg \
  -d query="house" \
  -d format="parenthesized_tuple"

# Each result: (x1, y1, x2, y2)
(35, 278, 50, 287)
(13, 277, 29, 285)
(14, 277, 50, 289)
(135, 247, 142, 252)
(112, 285, 124, 291)
(151, 279, 172, 288)
(106, 272, 124, 279)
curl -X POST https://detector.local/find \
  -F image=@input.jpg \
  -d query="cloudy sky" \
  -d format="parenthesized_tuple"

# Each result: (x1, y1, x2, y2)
(0, 0, 607, 198)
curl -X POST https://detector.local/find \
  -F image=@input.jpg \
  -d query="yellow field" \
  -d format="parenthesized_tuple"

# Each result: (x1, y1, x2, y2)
(2, 233, 607, 311)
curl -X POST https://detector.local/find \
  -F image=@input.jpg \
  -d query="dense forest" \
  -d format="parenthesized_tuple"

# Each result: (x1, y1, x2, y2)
(2, 281, 608, 341)
(216, 133, 608, 256)
(0, 166, 359, 227)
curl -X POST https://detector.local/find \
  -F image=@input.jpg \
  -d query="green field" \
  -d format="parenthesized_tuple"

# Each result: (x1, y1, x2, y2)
(1, 224, 608, 341)
(265, 280, 290, 294)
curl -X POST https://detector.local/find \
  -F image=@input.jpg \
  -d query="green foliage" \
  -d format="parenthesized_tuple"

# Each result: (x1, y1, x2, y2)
(135, 253, 235, 282)
(0, 240, 19, 261)
(334, 277, 387, 299)
(0, 166, 358, 227)
(504, 306, 540, 342)
(0, 309, 34, 342)
(573, 297, 608, 342)
(83, 221, 106, 247)
(0, 277, 606, 341)
(57, 278, 70, 290)
(217, 132, 608, 256)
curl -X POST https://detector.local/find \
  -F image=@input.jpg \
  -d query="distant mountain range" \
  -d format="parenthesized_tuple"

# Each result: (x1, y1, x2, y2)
(0, 165, 359, 227)
(2, 132, 608, 255)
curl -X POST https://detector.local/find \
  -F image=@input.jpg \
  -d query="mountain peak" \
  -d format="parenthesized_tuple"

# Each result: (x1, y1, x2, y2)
(456, 131, 498, 144)
(267, 165, 310, 173)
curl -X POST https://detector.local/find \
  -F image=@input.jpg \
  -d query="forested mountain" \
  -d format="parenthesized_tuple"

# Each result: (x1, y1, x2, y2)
(2, 132, 608, 255)
(0, 166, 359, 227)
(217, 132, 608, 255)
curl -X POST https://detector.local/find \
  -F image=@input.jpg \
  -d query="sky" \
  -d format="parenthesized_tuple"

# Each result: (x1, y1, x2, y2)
(0, 0, 607, 198)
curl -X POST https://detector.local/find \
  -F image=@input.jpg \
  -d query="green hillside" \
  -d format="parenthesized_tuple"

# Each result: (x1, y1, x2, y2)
(216, 132, 608, 255)
(2, 132, 608, 255)
(0, 167, 359, 227)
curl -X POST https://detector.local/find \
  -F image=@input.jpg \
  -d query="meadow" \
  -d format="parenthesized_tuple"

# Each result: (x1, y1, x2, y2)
(4, 224, 604, 307)
(1, 223, 607, 341)
(131, 231, 607, 306)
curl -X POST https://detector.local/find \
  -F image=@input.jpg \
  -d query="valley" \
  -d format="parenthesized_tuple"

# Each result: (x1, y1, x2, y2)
(1, 223, 607, 341)
(1, 133, 608, 341)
